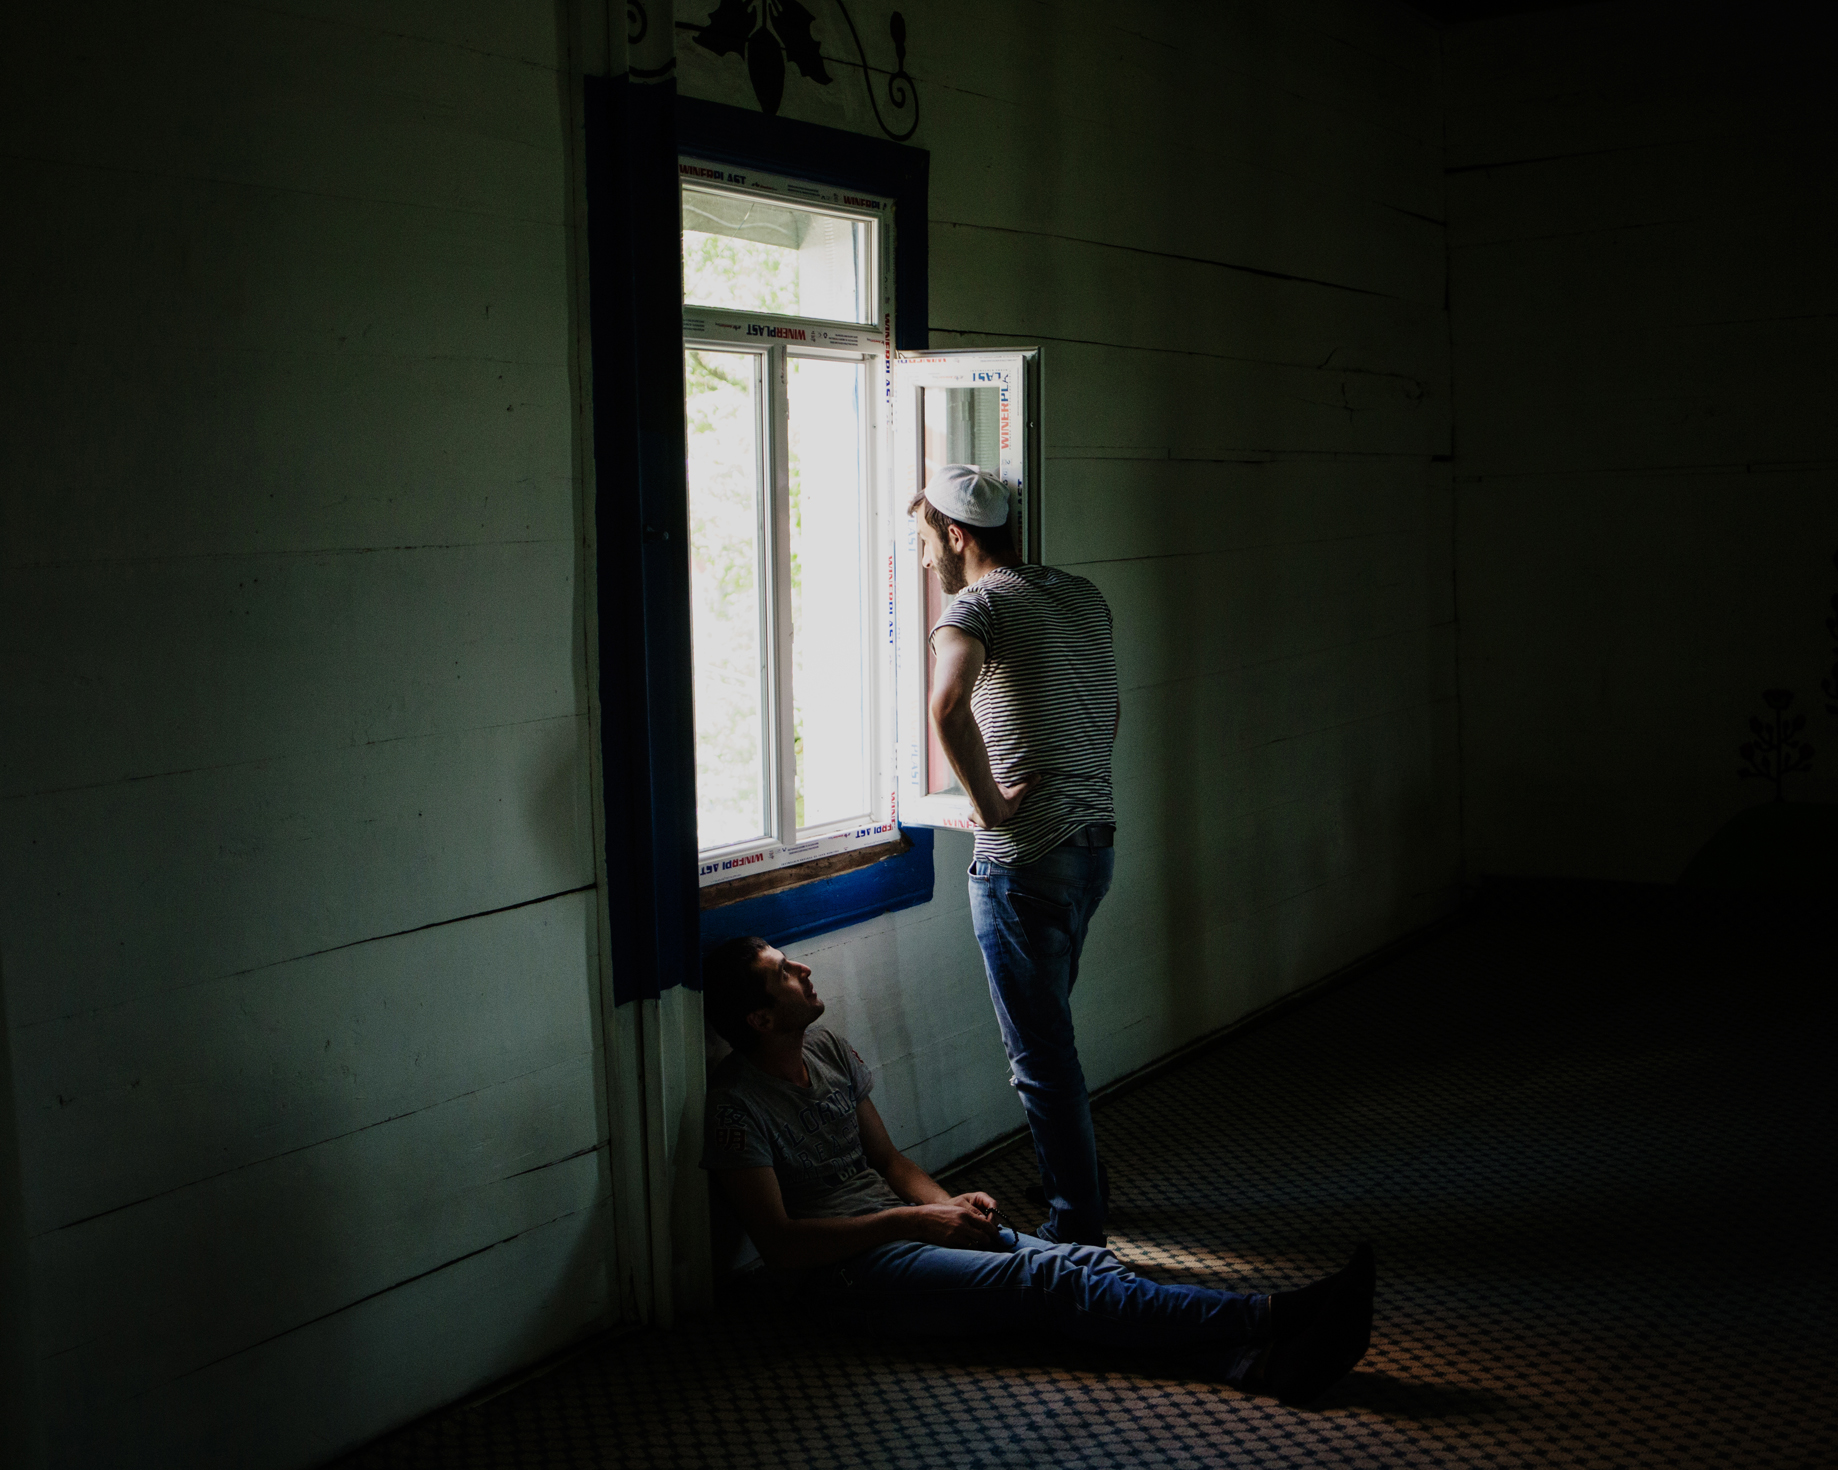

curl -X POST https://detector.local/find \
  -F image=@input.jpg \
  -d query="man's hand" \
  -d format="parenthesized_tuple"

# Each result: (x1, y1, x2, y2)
(952, 1190, 999, 1219)
(899, 1201, 1003, 1251)
(972, 775, 1037, 829)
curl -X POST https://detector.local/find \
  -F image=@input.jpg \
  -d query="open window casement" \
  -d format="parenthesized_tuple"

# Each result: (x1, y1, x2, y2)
(890, 348, 1042, 830)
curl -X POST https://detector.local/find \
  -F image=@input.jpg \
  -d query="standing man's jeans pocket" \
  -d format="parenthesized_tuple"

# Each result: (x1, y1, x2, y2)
(968, 843, 1115, 1245)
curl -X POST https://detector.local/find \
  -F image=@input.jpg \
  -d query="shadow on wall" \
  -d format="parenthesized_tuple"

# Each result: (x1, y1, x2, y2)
(1153, 671, 1214, 1047)
(1679, 801, 1838, 895)
(1679, 552, 1838, 896)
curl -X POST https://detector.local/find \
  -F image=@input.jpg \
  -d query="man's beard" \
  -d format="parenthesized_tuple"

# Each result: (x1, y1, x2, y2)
(934, 538, 967, 595)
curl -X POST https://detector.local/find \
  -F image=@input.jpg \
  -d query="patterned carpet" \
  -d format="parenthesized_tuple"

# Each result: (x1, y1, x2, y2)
(334, 892, 1837, 1468)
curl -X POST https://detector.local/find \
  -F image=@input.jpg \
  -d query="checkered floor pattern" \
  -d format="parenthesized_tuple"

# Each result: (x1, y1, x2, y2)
(334, 895, 1837, 1468)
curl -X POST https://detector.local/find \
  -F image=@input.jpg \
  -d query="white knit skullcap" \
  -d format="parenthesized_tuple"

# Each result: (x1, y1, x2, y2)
(923, 464, 1010, 528)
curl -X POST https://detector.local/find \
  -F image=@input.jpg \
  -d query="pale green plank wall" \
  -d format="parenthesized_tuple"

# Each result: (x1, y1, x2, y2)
(1449, 1, 1838, 881)
(677, 0, 1461, 1173)
(0, 0, 1461, 1465)
(2, 5, 608, 1466)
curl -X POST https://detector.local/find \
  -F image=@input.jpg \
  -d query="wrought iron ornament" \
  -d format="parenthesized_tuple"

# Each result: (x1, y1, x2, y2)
(690, 0, 829, 116)
(1738, 689, 1815, 800)
(685, 0, 918, 140)
(627, 0, 677, 78)
(836, 3, 919, 141)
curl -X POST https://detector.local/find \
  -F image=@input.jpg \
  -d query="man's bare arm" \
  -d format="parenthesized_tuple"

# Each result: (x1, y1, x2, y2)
(717, 1169, 917, 1270)
(929, 626, 1036, 827)
(717, 1098, 1001, 1270)
(856, 1097, 996, 1218)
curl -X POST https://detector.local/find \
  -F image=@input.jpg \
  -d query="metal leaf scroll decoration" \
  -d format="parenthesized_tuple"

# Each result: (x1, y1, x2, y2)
(835, 3, 919, 140)
(686, 1, 918, 139)
(693, 0, 832, 117)
(1739, 689, 1815, 801)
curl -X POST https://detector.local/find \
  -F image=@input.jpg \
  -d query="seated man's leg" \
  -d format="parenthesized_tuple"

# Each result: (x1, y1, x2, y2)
(817, 1231, 1270, 1376)
(818, 1233, 1377, 1402)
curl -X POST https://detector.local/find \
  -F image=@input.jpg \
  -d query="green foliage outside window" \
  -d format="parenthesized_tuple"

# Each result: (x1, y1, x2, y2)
(684, 231, 822, 843)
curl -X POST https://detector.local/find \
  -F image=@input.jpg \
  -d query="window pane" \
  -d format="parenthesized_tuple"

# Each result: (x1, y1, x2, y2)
(922, 386, 1002, 477)
(789, 357, 871, 832)
(686, 348, 769, 851)
(919, 387, 1004, 796)
(682, 186, 869, 323)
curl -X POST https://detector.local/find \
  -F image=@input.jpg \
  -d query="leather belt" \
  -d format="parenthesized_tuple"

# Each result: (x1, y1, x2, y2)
(1059, 823, 1115, 849)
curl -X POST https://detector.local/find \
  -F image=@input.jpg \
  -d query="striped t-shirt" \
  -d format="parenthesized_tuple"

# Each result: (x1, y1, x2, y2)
(933, 564, 1119, 866)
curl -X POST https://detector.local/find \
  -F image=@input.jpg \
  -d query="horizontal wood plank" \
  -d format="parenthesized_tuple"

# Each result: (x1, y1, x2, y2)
(4, 542, 580, 800)
(1445, 341, 1838, 476)
(246, 0, 565, 68)
(929, 220, 1449, 391)
(1447, 136, 1838, 252)
(922, 83, 1446, 306)
(3, 343, 575, 568)
(911, 0, 1444, 157)
(4, 157, 571, 373)
(1451, 225, 1838, 334)
(12, 892, 599, 1232)
(49, 1201, 608, 1470)
(1092, 534, 1454, 700)
(1109, 623, 1461, 800)
(1039, 454, 1449, 569)
(927, 331, 1447, 461)
(12, 4, 566, 224)
(34, 1070, 602, 1393)
(0, 716, 595, 1027)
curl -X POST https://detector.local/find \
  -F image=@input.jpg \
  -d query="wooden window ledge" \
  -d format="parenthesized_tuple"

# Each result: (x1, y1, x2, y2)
(699, 834, 912, 911)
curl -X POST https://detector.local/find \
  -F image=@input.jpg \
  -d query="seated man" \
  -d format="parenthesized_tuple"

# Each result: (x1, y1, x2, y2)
(700, 935, 1375, 1403)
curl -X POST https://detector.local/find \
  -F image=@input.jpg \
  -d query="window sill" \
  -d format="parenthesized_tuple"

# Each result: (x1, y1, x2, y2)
(696, 827, 936, 963)
(701, 833, 911, 910)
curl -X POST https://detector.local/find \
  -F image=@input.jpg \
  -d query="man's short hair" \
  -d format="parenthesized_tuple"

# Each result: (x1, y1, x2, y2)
(703, 935, 774, 1050)
(906, 485, 1015, 559)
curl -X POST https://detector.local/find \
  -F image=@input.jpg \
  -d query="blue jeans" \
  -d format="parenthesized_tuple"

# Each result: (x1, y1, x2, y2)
(969, 841, 1116, 1245)
(815, 1228, 1269, 1381)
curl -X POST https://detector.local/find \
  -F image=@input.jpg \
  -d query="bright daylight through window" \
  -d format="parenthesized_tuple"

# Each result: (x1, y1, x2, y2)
(680, 162, 894, 883)
(680, 158, 1040, 883)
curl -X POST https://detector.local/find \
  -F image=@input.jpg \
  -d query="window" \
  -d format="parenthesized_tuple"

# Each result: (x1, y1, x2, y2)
(681, 156, 1038, 887)
(891, 351, 1041, 830)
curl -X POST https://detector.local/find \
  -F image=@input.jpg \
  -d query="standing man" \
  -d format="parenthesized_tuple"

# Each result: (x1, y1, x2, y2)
(913, 464, 1120, 1247)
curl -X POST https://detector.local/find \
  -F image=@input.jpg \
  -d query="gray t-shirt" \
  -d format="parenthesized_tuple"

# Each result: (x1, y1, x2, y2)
(700, 1026, 905, 1220)
(933, 563, 1119, 866)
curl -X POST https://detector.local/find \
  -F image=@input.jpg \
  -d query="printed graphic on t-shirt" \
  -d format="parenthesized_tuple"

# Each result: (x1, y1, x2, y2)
(698, 1028, 905, 1219)
(766, 1076, 863, 1174)
(711, 1101, 750, 1157)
